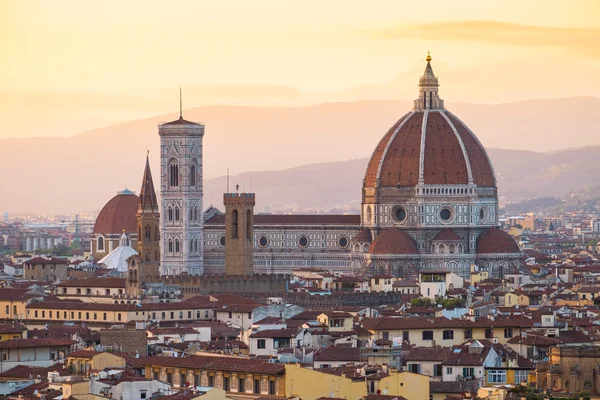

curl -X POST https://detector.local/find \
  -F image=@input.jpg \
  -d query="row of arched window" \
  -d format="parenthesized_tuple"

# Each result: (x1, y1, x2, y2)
(167, 238, 181, 254)
(189, 238, 200, 254)
(189, 206, 201, 222)
(167, 206, 180, 222)
(168, 161, 199, 188)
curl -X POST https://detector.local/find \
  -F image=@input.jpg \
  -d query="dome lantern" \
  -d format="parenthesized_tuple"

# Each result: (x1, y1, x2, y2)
(414, 52, 444, 111)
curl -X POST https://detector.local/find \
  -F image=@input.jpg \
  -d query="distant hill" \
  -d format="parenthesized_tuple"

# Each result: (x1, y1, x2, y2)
(204, 146, 600, 213)
(1, 97, 599, 213)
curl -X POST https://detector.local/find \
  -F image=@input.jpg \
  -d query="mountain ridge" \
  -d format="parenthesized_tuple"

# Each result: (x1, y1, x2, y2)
(1, 97, 599, 213)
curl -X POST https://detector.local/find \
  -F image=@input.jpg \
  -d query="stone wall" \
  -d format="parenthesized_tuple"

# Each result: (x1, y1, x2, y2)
(159, 274, 289, 297)
(100, 329, 147, 355)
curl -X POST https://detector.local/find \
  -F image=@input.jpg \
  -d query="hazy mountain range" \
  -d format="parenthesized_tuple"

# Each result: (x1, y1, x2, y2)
(1, 97, 599, 214)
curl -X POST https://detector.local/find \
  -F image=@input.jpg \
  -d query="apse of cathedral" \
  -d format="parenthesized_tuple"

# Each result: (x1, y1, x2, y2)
(93, 53, 521, 279)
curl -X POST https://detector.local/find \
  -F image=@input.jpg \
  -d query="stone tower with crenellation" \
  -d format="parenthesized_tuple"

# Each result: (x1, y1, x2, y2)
(224, 192, 255, 275)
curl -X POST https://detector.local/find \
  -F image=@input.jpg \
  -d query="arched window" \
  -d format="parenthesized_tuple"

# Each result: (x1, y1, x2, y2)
(194, 239, 198, 253)
(168, 239, 173, 253)
(175, 239, 180, 253)
(97, 236, 104, 251)
(145, 226, 151, 242)
(168, 207, 173, 221)
(246, 210, 252, 240)
(429, 91, 433, 108)
(169, 163, 179, 187)
(194, 207, 198, 221)
(189, 208, 193, 221)
(189, 239, 193, 253)
(190, 163, 196, 187)
(175, 206, 180, 221)
(232, 210, 238, 239)
(423, 92, 427, 108)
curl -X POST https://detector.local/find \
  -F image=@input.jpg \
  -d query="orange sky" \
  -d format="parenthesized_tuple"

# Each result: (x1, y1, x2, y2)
(1, 0, 599, 138)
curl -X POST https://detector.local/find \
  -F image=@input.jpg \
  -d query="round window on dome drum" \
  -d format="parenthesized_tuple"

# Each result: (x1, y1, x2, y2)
(258, 236, 269, 248)
(298, 236, 309, 248)
(391, 205, 408, 223)
(219, 236, 226, 247)
(338, 236, 349, 248)
(439, 208, 452, 221)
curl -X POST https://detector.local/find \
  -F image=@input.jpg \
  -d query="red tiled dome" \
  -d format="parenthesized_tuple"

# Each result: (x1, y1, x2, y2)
(476, 227, 520, 254)
(93, 191, 139, 235)
(351, 229, 372, 243)
(432, 229, 462, 242)
(364, 110, 495, 188)
(368, 228, 418, 255)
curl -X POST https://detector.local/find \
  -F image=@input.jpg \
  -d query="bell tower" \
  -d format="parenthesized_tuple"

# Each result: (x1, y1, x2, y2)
(224, 191, 255, 275)
(158, 100, 205, 276)
(136, 153, 160, 281)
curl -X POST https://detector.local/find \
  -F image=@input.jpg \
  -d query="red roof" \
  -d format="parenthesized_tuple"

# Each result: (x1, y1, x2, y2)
(369, 229, 418, 255)
(432, 229, 462, 242)
(364, 111, 495, 188)
(351, 229, 372, 243)
(24, 257, 68, 265)
(57, 277, 126, 288)
(0, 338, 75, 349)
(145, 354, 285, 375)
(206, 214, 360, 226)
(476, 228, 520, 254)
(93, 192, 139, 234)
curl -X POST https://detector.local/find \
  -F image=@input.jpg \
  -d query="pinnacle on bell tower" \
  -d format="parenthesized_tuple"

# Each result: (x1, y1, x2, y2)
(414, 51, 445, 111)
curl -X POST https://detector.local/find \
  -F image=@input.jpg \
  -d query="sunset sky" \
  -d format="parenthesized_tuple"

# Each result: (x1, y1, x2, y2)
(1, 0, 599, 138)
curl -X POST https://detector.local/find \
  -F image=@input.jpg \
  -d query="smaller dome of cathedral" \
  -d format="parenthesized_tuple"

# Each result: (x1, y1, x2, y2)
(476, 227, 520, 254)
(93, 191, 139, 235)
(432, 229, 462, 242)
(351, 229, 372, 244)
(369, 228, 418, 255)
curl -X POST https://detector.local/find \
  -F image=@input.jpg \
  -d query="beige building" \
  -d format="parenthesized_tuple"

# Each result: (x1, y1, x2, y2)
(316, 311, 354, 332)
(365, 315, 533, 347)
(26, 299, 218, 326)
(145, 354, 286, 397)
(67, 350, 126, 375)
(55, 277, 127, 304)
(534, 346, 600, 394)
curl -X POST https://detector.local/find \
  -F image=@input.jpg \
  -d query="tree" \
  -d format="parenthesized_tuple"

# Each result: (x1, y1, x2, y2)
(410, 297, 433, 307)
(52, 243, 72, 256)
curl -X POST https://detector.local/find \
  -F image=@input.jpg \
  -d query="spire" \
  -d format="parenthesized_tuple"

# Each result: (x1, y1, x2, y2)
(179, 87, 183, 120)
(414, 52, 444, 111)
(120, 230, 129, 247)
(139, 152, 158, 210)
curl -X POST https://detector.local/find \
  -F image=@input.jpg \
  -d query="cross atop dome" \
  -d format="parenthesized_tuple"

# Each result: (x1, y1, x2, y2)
(414, 52, 445, 111)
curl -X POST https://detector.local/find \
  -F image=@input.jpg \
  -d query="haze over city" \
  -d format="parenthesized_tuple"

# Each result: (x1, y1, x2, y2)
(3, 3, 600, 400)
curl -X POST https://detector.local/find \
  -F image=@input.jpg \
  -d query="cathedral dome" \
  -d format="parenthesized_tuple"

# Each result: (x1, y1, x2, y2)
(363, 55, 495, 189)
(368, 228, 418, 255)
(476, 227, 520, 254)
(93, 190, 139, 235)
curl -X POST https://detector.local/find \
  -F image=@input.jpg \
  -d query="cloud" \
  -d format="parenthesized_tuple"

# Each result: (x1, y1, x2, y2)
(374, 20, 600, 59)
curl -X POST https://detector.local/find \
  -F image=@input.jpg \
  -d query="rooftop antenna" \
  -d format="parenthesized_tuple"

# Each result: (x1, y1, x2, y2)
(226, 168, 230, 193)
